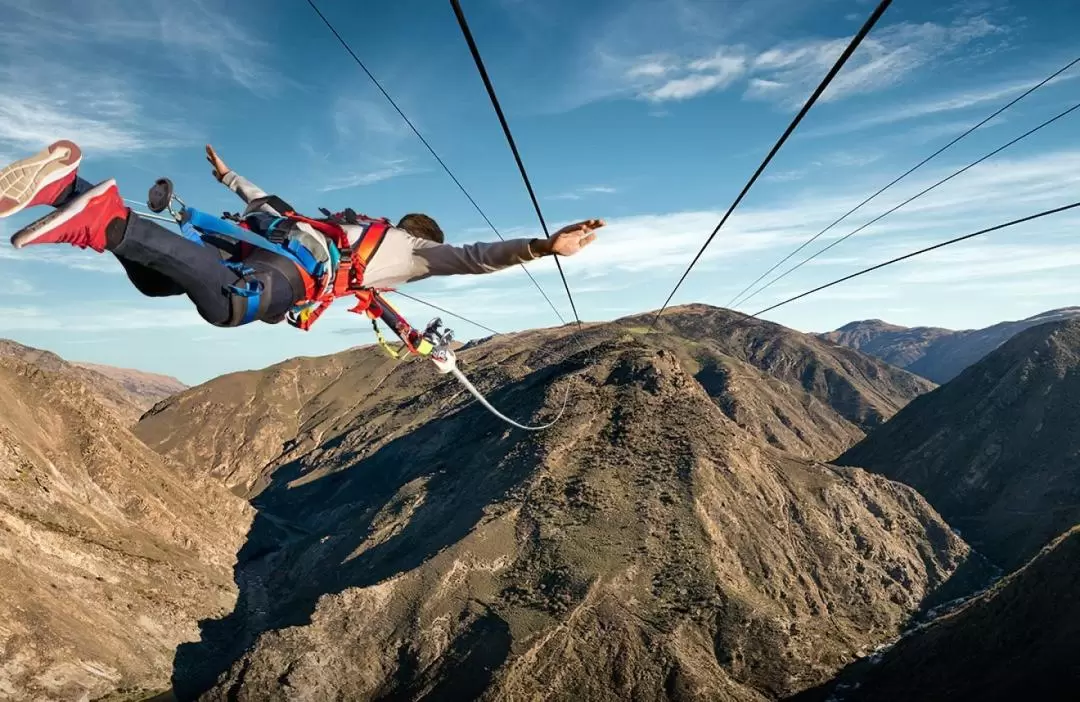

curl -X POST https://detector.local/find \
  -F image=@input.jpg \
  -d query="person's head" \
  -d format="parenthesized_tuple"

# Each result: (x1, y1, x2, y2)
(397, 213, 444, 244)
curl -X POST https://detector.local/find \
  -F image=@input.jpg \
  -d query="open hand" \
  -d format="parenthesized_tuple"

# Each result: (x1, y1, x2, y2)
(206, 144, 230, 182)
(549, 219, 604, 256)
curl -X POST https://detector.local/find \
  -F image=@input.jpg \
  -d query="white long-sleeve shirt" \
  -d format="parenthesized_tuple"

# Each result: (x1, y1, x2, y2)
(221, 171, 542, 289)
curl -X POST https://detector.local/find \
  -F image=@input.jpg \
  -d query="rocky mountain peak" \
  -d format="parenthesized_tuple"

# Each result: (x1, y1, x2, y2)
(840, 319, 1080, 570)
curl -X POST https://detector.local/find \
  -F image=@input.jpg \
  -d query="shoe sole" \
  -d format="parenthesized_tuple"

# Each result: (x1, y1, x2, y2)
(11, 178, 116, 249)
(0, 140, 82, 218)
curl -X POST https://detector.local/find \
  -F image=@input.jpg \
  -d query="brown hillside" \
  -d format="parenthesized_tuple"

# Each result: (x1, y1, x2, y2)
(794, 525, 1080, 702)
(840, 319, 1080, 570)
(132, 319, 980, 701)
(628, 305, 935, 430)
(0, 339, 187, 424)
(0, 357, 251, 701)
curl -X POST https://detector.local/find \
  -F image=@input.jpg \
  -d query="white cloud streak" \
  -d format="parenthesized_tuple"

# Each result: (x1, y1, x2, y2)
(0, 0, 280, 155)
(749, 17, 1007, 107)
(306, 96, 422, 192)
(604, 14, 1006, 107)
(807, 69, 1080, 137)
(0, 241, 123, 274)
(0, 304, 205, 331)
(546, 185, 619, 201)
(318, 161, 420, 192)
(408, 149, 1080, 319)
(0, 0, 280, 94)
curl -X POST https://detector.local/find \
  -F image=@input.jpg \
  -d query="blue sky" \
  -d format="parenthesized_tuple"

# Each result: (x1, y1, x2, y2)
(0, 0, 1078, 384)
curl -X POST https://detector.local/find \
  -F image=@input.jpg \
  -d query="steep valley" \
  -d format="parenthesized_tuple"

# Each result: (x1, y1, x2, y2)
(133, 308, 984, 701)
(0, 356, 249, 701)
(8, 303, 1076, 701)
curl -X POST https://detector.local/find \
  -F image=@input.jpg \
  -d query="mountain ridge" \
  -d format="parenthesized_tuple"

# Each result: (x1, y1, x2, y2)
(794, 524, 1080, 702)
(127, 308, 983, 701)
(839, 318, 1080, 570)
(0, 355, 251, 701)
(820, 307, 1080, 383)
(0, 339, 187, 424)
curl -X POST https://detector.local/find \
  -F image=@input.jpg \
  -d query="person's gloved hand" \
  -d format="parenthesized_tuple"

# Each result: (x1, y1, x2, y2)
(532, 219, 605, 257)
(206, 144, 230, 182)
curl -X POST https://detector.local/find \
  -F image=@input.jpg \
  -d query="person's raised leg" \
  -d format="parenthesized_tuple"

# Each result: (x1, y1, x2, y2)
(0, 140, 84, 218)
(10, 180, 297, 325)
(116, 258, 187, 297)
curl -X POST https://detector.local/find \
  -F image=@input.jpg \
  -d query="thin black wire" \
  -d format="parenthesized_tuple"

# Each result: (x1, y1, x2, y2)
(746, 201, 1080, 319)
(303, 0, 566, 326)
(448, 0, 582, 328)
(728, 55, 1080, 309)
(650, 0, 894, 327)
(391, 290, 501, 336)
(736, 99, 1080, 307)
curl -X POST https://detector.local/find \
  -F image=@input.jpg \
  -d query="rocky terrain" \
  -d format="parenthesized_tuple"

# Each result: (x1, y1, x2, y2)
(0, 339, 187, 425)
(136, 304, 932, 497)
(13, 302, 1079, 701)
(818, 320, 952, 371)
(0, 356, 251, 701)
(794, 525, 1080, 702)
(133, 306, 984, 701)
(636, 304, 935, 430)
(820, 307, 1080, 383)
(74, 361, 187, 412)
(839, 319, 1080, 571)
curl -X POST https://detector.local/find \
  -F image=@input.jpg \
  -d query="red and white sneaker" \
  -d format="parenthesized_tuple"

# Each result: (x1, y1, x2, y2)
(10, 179, 127, 253)
(0, 140, 83, 218)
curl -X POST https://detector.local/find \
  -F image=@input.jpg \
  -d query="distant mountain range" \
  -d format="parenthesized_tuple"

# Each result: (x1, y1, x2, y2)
(0, 339, 187, 424)
(819, 307, 1080, 383)
(839, 319, 1080, 571)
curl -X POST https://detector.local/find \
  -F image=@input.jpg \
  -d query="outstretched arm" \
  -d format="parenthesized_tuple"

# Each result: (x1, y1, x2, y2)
(409, 219, 605, 278)
(205, 144, 279, 215)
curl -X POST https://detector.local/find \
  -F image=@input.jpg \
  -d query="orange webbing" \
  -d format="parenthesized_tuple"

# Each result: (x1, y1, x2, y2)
(282, 213, 391, 331)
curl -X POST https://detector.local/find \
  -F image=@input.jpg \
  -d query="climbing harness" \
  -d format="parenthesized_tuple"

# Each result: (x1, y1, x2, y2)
(145, 177, 562, 431)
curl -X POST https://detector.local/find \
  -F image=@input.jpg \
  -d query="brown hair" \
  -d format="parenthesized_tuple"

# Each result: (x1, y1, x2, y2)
(397, 213, 444, 244)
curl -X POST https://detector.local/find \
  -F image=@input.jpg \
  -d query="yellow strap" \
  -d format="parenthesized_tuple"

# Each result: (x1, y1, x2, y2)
(370, 317, 435, 358)
(371, 320, 403, 359)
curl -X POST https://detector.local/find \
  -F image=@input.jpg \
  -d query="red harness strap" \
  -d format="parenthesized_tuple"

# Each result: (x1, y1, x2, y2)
(281, 212, 391, 331)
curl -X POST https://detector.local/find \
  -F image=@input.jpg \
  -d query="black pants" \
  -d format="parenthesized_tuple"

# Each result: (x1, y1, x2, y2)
(71, 178, 301, 326)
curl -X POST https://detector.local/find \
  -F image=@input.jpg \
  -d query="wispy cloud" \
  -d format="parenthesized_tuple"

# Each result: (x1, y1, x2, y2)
(0, 303, 205, 331)
(763, 169, 808, 183)
(0, 240, 122, 274)
(588, 13, 1006, 108)
(306, 97, 421, 192)
(894, 243, 1080, 285)
(744, 17, 1007, 107)
(762, 149, 883, 182)
(318, 160, 421, 192)
(0, 0, 281, 94)
(806, 66, 1079, 137)
(0, 0, 270, 154)
(630, 50, 748, 102)
(546, 185, 619, 201)
(334, 98, 412, 142)
(501, 149, 1080, 291)
(3, 278, 36, 296)
(0, 83, 182, 154)
(948, 277, 1080, 298)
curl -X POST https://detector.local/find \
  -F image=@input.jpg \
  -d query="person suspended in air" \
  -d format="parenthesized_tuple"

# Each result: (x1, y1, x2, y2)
(0, 140, 603, 330)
